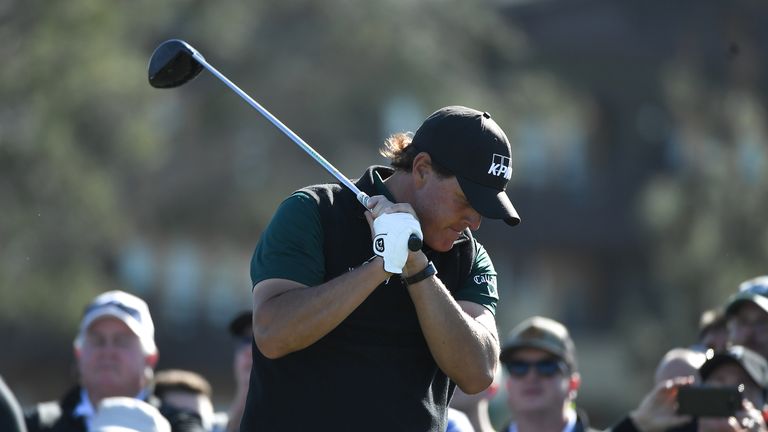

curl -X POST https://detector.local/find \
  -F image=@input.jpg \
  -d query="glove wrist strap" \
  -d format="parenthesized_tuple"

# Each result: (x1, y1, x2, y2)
(403, 261, 437, 285)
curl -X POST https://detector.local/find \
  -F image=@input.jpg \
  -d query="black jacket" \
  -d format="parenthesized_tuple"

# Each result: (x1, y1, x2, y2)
(608, 416, 697, 432)
(0, 376, 26, 432)
(24, 386, 205, 432)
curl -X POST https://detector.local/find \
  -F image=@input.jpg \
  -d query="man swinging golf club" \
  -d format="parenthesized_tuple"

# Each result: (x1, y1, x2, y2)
(243, 106, 520, 431)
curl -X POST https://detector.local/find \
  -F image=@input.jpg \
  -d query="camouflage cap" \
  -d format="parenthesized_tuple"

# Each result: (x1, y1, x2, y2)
(500, 316, 577, 371)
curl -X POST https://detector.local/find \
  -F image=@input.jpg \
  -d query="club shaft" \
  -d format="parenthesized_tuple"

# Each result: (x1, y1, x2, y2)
(189, 51, 370, 207)
(186, 49, 421, 251)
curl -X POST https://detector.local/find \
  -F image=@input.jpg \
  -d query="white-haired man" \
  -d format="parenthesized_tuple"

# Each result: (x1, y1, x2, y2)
(25, 290, 203, 432)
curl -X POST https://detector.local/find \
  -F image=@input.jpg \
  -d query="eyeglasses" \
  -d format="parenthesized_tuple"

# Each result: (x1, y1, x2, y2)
(504, 359, 566, 378)
(83, 300, 143, 322)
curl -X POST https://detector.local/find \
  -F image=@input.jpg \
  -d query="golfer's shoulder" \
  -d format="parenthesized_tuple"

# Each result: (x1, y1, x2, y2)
(295, 182, 344, 204)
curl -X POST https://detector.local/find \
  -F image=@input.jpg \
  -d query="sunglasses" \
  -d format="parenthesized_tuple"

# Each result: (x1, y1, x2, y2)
(504, 359, 566, 378)
(83, 300, 143, 322)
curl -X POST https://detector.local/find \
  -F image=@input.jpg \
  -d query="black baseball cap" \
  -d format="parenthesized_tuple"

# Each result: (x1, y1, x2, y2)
(699, 345, 768, 390)
(228, 311, 252, 337)
(411, 106, 520, 226)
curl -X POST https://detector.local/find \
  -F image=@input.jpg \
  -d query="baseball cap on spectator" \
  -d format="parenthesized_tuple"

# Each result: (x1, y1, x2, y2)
(699, 345, 768, 391)
(228, 311, 252, 338)
(724, 276, 768, 317)
(91, 397, 170, 432)
(75, 290, 157, 355)
(500, 316, 577, 371)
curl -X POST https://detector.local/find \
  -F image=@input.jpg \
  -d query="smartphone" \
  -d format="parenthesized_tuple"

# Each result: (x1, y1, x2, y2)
(676, 385, 742, 417)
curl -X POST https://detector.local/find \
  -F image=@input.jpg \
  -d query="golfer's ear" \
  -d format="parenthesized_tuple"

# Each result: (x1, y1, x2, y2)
(412, 152, 432, 182)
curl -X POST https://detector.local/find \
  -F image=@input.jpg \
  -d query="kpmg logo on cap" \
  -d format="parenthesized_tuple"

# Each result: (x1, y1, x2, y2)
(487, 154, 512, 180)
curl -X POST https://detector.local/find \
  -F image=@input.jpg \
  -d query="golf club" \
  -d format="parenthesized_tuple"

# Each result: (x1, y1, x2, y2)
(148, 39, 422, 251)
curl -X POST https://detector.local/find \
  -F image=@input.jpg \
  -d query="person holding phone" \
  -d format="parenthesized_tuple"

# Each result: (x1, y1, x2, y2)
(725, 276, 768, 362)
(610, 345, 768, 432)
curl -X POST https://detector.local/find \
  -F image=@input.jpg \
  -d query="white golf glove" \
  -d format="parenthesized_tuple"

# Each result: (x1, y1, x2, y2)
(372, 212, 423, 274)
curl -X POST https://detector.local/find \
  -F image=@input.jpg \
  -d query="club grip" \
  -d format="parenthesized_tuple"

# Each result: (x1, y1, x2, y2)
(408, 234, 423, 251)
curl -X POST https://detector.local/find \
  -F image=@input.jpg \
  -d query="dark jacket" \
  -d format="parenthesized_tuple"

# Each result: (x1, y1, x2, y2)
(24, 386, 205, 432)
(608, 416, 696, 432)
(0, 376, 26, 432)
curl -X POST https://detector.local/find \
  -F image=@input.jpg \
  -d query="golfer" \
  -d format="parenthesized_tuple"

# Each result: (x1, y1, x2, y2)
(241, 106, 520, 431)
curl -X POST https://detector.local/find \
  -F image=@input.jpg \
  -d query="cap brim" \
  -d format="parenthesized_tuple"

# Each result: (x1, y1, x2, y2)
(500, 340, 565, 363)
(725, 293, 768, 316)
(456, 176, 520, 226)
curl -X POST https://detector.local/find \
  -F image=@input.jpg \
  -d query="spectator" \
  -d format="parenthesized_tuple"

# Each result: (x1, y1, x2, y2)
(450, 366, 500, 432)
(91, 397, 171, 432)
(697, 308, 728, 353)
(223, 311, 252, 432)
(499, 316, 597, 432)
(610, 345, 768, 431)
(24, 290, 204, 432)
(153, 370, 214, 431)
(725, 276, 768, 361)
(697, 346, 768, 431)
(1, 375, 27, 432)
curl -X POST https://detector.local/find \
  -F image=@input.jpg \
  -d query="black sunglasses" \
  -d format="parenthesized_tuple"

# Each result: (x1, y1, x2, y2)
(504, 359, 566, 378)
(83, 300, 142, 322)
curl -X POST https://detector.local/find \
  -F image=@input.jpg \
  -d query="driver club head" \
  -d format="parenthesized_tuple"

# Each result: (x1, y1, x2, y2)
(148, 39, 205, 88)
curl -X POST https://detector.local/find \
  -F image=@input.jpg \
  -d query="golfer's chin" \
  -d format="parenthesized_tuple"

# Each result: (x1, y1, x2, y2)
(425, 235, 457, 253)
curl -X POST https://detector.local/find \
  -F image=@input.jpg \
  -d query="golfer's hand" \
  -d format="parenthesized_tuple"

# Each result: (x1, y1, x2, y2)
(365, 196, 422, 274)
(370, 212, 422, 274)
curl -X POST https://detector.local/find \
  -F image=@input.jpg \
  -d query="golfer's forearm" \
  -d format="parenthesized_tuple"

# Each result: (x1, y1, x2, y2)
(408, 282, 499, 393)
(253, 257, 390, 358)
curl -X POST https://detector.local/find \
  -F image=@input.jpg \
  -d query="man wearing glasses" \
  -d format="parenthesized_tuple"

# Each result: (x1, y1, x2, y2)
(499, 316, 597, 432)
(725, 276, 768, 361)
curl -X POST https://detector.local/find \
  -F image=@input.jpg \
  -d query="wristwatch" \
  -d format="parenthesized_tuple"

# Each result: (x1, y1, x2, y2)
(403, 261, 437, 285)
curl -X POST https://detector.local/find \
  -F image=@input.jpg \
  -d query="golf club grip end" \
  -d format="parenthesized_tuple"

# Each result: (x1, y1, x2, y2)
(408, 234, 423, 251)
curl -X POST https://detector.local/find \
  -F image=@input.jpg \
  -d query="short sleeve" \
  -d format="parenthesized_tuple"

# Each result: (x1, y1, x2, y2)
(250, 192, 325, 288)
(452, 240, 498, 315)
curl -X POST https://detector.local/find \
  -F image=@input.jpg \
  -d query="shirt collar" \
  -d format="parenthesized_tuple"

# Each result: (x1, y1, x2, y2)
(73, 389, 96, 428)
(372, 170, 396, 202)
(506, 407, 578, 432)
(74, 388, 150, 428)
